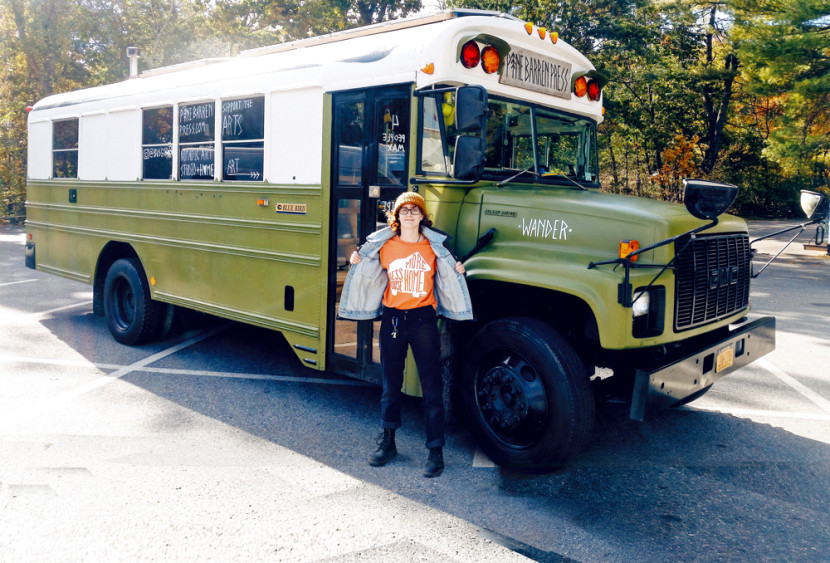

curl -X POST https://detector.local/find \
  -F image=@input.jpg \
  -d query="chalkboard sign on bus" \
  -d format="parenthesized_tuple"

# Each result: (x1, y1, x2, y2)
(144, 146, 173, 179)
(223, 143, 264, 181)
(179, 102, 215, 144)
(180, 144, 215, 180)
(222, 97, 264, 141)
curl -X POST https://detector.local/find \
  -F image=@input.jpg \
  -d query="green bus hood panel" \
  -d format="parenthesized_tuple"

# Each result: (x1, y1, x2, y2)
(459, 185, 748, 263)
(459, 185, 750, 350)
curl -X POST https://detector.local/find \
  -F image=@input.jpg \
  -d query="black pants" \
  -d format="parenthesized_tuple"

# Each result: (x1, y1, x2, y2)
(379, 305, 445, 449)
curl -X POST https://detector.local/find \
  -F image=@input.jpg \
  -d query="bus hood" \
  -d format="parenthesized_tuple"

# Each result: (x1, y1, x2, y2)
(462, 185, 747, 265)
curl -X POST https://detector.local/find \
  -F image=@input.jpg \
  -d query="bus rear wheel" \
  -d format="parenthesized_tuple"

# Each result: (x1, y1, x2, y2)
(462, 317, 595, 470)
(103, 257, 162, 345)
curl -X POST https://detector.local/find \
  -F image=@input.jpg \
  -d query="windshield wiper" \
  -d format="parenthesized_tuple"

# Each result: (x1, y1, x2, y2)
(542, 173, 589, 191)
(496, 166, 541, 187)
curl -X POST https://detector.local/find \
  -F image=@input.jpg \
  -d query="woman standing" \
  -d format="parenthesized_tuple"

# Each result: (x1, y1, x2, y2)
(339, 192, 473, 478)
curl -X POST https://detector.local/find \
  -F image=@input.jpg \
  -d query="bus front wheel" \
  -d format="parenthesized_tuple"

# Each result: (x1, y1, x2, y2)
(462, 317, 595, 470)
(103, 257, 162, 345)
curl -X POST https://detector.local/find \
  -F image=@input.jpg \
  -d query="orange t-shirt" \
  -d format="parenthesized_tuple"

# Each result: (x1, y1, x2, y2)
(380, 236, 437, 310)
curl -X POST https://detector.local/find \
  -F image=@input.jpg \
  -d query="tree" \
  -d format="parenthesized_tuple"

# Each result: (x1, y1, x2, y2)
(696, 0, 740, 175)
(1, 0, 88, 223)
(733, 0, 830, 189)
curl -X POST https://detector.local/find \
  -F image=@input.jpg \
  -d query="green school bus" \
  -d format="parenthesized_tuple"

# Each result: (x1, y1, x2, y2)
(25, 10, 775, 468)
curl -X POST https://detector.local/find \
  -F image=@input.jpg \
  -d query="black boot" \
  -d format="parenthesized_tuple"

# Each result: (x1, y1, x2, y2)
(423, 447, 444, 478)
(368, 429, 397, 466)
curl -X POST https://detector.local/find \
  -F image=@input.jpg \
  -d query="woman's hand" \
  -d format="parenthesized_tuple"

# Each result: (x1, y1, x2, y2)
(455, 261, 465, 275)
(350, 251, 361, 265)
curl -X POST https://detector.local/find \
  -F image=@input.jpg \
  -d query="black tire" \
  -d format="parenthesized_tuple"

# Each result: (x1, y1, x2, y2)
(103, 257, 162, 345)
(462, 317, 595, 469)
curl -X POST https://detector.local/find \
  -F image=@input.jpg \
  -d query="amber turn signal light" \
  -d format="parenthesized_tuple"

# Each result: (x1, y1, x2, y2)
(481, 46, 500, 74)
(574, 76, 588, 98)
(619, 240, 640, 262)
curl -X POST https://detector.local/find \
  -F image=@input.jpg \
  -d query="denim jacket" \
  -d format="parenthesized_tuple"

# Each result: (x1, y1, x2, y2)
(338, 226, 474, 321)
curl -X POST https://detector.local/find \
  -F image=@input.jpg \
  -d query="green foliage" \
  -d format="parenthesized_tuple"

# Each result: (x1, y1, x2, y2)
(732, 0, 830, 189)
(0, 0, 424, 223)
(455, 0, 828, 216)
(0, 0, 826, 223)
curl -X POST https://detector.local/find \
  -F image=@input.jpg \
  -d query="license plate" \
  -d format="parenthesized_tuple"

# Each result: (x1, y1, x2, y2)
(716, 345, 735, 373)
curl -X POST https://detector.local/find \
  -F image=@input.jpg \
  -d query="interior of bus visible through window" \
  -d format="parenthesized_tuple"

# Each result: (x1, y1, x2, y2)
(418, 91, 598, 186)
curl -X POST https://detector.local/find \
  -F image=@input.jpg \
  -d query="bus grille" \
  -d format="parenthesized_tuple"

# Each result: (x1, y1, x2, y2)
(674, 233, 751, 331)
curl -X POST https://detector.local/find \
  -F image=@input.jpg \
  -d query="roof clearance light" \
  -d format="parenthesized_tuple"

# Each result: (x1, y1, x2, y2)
(551, 31, 559, 44)
(574, 76, 588, 98)
(538, 27, 547, 40)
(481, 46, 500, 74)
(587, 80, 601, 101)
(524, 22, 533, 35)
(460, 41, 481, 69)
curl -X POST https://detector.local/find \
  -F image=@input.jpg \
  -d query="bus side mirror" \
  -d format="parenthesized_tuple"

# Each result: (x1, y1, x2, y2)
(455, 86, 487, 134)
(683, 179, 738, 221)
(453, 136, 485, 181)
(452, 86, 487, 181)
(800, 190, 829, 221)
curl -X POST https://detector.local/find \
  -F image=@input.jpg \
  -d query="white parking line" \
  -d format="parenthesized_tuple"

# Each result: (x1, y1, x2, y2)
(472, 448, 497, 468)
(681, 405, 830, 421)
(0, 324, 228, 431)
(0, 300, 94, 327)
(0, 355, 122, 370)
(0, 279, 38, 287)
(758, 358, 830, 414)
(0, 354, 372, 386)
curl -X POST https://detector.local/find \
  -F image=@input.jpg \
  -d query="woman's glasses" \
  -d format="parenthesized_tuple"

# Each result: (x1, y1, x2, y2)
(398, 206, 422, 216)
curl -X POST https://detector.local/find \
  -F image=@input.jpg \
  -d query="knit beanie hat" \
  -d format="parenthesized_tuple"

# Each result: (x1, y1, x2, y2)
(392, 191, 428, 218)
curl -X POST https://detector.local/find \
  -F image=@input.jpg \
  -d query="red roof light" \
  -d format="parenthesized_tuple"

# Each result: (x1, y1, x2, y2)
(587, 80, 601, 101)
(460, 41, 481, 69)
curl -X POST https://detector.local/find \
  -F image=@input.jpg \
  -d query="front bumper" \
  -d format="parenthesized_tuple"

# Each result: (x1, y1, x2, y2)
(630, 316, 776, 420)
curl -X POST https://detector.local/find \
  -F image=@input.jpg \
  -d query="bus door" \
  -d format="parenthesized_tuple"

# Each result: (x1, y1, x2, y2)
(328, 85, 410, 382)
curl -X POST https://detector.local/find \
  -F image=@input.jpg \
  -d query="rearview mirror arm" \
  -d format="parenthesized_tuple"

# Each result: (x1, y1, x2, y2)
(749, 216, 824, 278)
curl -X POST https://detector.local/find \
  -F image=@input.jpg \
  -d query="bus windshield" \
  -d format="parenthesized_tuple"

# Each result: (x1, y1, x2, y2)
(419, 92, 599, 187)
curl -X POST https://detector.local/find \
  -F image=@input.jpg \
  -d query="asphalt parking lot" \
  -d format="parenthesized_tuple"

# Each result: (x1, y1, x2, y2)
(1, 220, 829, 562)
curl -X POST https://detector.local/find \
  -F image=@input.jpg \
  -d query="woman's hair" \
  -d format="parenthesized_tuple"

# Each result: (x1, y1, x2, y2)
(386, 209, 433, 235)
(386, 191, 432, 235)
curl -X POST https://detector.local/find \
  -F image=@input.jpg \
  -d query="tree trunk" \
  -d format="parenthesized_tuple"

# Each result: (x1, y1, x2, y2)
(607, 129, 620, 189)
(701, 53, 738, 174)
(700, 5, 738, 175)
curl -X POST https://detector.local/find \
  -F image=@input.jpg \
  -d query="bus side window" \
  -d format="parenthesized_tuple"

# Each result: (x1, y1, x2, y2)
(142, 107, 173, 180)
(376, 97, 408, 186)
(53, 119, 79, 179)
(418, 93, 457, 177)
(420, 96, 446, 175)
(221, 97, 264, 182)
(179, 101, 215, 180)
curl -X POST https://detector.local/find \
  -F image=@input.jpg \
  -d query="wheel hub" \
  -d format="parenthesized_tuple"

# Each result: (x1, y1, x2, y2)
(475, 354, 548, 447)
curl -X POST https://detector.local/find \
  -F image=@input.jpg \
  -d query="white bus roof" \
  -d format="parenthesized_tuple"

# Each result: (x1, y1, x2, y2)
(30, 10, 602, 121)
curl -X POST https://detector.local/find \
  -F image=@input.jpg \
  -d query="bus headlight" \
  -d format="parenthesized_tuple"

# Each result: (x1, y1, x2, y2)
(632, 290, 650, 317)
(632, 286, 665, 338)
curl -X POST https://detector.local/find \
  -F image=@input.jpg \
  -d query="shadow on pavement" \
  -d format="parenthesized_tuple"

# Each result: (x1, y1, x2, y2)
(38, 312, 830, 561)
